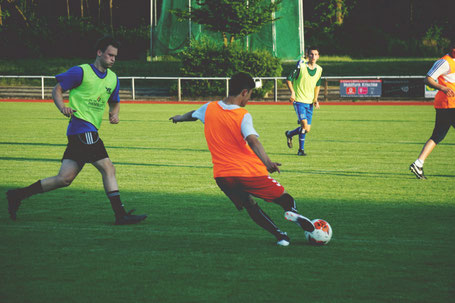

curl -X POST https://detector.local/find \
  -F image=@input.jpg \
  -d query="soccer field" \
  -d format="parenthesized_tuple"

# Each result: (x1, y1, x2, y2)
(0, 101, 454, 303)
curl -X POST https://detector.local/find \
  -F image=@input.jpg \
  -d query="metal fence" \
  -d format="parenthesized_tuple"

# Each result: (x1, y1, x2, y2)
(0, 75, 429, 102)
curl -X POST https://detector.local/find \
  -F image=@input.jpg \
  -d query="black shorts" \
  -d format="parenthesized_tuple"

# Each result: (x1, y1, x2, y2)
(430, 108, 455, 144)
(62, 131, 109, 165)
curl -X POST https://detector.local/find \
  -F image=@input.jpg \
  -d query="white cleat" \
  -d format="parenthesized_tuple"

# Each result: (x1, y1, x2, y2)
(276, 232, 290, 246)
(277, 239, 290, 246)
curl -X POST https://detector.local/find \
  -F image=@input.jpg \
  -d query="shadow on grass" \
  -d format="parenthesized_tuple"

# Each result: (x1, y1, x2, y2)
(0, 141, 209, 153)
(0, 186, 454, 303)
(0, 156, 212, 170)
(2, 154, 454, 179)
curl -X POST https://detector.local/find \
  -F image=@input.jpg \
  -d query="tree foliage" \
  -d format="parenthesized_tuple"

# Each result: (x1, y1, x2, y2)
(176, 38, 282, 97)
(171, 0, 282, 46)
(0, 0, 150, 59)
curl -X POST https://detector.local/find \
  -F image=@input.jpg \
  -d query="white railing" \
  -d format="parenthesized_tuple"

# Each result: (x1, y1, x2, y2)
(0, 75, 426, 102)
(0, 75, 54, 100)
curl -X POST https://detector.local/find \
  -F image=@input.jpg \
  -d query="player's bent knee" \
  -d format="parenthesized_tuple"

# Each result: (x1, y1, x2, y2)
(243, 197, 258, 210)
(57, 174, 75, 187)
(430, 134, 445, 145)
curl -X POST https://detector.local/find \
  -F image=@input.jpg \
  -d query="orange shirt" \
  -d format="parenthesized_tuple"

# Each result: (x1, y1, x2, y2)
(434, 55, 455, 109)
(204, 102, 269, 178)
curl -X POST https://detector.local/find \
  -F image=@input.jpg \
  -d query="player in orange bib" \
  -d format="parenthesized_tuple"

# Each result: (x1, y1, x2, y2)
(170, 72, 315, 246)
(410, 41, 455, 179)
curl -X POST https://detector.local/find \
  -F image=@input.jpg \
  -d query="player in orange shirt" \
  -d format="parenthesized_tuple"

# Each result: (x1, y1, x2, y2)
(410, 41, 455, 179)
(170, 72, 315, 246)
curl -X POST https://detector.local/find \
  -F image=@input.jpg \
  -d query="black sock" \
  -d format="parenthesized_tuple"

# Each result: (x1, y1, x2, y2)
(107, 191, 127, 218)
(11, 180, 44, 201)
(273, 193, 297, 212)
(246, 204, 282, 239)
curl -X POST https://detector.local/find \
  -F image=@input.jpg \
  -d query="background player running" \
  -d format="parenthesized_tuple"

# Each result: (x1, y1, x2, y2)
(285, 47, 323, 156)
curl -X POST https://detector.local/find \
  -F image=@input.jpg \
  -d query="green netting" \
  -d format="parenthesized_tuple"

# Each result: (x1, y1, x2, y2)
(151, 0, 304, 60)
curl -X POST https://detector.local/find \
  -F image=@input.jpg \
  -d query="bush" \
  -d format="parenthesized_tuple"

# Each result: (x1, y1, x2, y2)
(176, 38, 282, 98)
(0, 16, 149, 60)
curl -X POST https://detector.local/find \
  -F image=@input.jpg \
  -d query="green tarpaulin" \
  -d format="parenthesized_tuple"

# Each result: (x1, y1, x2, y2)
(151, 0, 304, 60)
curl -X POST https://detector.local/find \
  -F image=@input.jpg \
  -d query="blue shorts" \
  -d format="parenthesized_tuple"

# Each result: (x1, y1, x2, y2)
(293, 102, 313, 125)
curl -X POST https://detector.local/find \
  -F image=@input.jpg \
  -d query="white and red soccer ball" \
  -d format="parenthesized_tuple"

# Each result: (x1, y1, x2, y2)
(304, 219, 332, 245)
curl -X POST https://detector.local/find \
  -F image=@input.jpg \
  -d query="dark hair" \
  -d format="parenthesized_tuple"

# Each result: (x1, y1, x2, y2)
(95, 35, 120, 53)
(229, 72, 255, 96)
(307, 46, 319, 53)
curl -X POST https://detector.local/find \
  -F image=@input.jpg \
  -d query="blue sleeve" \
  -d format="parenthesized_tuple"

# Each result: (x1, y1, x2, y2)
(55, 66, 83, 91)
(191, 102, 210, 123)
(108, 77, 120, 103)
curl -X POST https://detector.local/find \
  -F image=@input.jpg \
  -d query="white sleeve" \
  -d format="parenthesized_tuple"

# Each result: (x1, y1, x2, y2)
(191, 102, 210, 124)
(241, 113, 259, 139)
(427, 59, 450, 80)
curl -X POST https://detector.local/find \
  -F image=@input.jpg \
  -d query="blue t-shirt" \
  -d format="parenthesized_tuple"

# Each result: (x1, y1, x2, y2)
(55, 64, 120, 135)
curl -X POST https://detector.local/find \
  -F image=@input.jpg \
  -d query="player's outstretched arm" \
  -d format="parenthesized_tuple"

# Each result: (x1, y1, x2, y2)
(169, 110, 198, 123)
(246, 135, 281, 174)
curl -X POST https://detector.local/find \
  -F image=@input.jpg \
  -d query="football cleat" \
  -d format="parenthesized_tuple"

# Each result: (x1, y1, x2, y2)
(409, 163, 427, 180)
(285, 211, 315, 232)
(6, 190, 22, 221)
(285, 131, 293, 148)
(297, 149, 307, 156)
(115, 209, 147, 225)
(276, 232, 290, 246)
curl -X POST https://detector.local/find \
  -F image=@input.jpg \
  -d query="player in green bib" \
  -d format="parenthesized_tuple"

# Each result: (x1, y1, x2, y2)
(6, 36, 147, 225)
(285, 47, 323, 156)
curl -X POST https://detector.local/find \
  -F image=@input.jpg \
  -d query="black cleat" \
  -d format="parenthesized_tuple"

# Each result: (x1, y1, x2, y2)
(410, 163, 427, 179)
(297, 149, 307, 156)
(115, 209, 147, 225)
(6, 190, 22, 221)
(285, 131, 293, 148)
(285, 211, 315, 232)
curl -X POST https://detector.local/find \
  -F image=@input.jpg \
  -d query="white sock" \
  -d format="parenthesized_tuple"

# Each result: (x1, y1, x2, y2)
(414, 159, 424, 167)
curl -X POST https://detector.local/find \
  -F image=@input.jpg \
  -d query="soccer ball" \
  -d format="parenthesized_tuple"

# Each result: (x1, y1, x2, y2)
(304, 219, 332, 245)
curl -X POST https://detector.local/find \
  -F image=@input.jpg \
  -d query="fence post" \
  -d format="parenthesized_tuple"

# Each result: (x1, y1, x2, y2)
(132, 78, 136, 100)
(226, 78, 229, 97)
(41, 76, 45, 100)
(324, 78, 328, 101)
(274, 78, 278, 102)
(178, 78, 181, 101)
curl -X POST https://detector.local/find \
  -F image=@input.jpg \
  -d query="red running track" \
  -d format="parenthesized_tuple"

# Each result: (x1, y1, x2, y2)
(0, 99, 432, 106)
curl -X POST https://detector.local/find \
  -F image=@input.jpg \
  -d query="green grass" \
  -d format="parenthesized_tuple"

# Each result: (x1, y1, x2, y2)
(0, 101, 454, 303)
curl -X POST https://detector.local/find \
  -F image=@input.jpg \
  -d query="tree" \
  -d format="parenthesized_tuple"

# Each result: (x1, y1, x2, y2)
(171, 0, 282, 47)
(313, 0, 356, 32)
(1, 0, 30, 27)
(109, 0, 113, 34)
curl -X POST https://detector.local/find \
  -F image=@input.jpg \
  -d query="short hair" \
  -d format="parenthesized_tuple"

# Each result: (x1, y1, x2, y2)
(95, 35, 120, 53)
(307, 46, 319, 54)
(229, 72, 256, 96)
